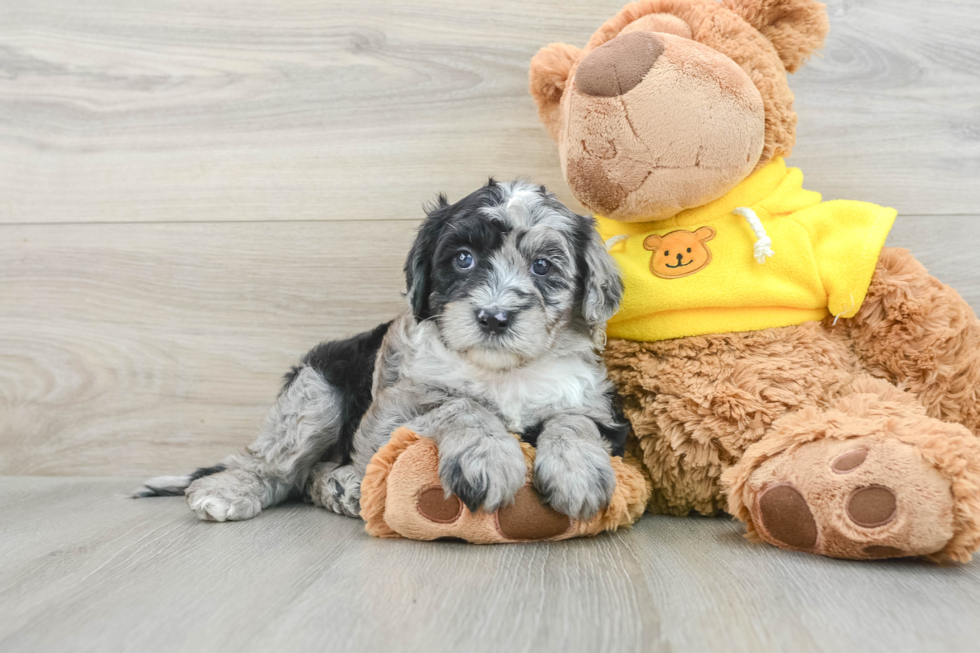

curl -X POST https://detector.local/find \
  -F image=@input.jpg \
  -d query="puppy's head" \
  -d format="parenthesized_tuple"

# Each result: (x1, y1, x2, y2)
(405, 179, 622, 370)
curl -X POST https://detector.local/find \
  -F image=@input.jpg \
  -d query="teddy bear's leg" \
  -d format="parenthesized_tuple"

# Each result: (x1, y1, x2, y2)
(723, 377, 980, 561)
(604, 323, 858, 516)
(837, 247, 980, 434)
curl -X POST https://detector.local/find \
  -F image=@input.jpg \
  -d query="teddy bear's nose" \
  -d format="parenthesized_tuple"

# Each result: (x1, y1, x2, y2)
(575, 31, 665, 97)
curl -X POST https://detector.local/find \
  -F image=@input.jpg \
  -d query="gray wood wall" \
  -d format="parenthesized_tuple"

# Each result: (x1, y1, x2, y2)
(2, 0, 978, 476)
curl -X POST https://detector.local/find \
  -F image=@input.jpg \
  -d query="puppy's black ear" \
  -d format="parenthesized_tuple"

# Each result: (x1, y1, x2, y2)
(405, 197, 449, 321)
(578, 217, 623, 347)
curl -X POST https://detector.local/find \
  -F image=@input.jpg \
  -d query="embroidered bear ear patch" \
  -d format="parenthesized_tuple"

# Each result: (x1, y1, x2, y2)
(643, 227, 715, 279)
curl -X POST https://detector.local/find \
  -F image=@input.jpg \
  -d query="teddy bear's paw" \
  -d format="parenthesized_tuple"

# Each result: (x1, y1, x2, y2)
(744, 435, 955, 560)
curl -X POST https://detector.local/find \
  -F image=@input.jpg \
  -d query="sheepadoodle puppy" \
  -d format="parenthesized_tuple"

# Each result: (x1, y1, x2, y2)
(136, 180, 628, 522)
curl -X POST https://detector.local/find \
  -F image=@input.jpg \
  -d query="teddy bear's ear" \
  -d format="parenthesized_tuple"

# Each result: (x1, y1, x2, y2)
(643, 234, 663, 251)
(695, 226, 716, 243)
(723, 0, 829, 72)
(529, 42, 582, 140)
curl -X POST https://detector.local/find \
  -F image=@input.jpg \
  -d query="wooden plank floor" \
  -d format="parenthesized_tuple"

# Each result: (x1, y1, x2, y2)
(3, 477, 980, 653)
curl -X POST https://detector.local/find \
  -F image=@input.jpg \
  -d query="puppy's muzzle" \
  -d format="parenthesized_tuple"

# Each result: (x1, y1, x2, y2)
(477, 309, 510, 336)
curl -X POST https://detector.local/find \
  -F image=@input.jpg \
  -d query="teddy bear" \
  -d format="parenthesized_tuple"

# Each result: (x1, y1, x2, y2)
(528, 0, 980, 561)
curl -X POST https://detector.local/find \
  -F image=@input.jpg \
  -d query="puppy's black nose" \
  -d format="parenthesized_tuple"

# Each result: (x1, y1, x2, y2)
(477, 309, 510, 335)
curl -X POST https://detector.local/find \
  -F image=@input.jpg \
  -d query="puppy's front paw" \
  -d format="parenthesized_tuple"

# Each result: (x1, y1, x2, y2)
(185, 472, 263, 522)
(438, 435, 527, 514)
(533, 438, 616, 520)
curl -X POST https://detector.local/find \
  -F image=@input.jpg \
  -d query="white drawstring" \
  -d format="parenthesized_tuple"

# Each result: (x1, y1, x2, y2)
(832, 295, 856, 326)
(605, 234, 629, 251)
(733, 207, 774, 264)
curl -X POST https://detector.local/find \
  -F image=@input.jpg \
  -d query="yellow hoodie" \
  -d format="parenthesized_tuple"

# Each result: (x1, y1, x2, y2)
(596, 158, 896, 342)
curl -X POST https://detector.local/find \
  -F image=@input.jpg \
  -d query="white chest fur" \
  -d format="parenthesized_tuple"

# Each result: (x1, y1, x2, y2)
(472, 356, 607, 432)
(404, 324, 608, 433)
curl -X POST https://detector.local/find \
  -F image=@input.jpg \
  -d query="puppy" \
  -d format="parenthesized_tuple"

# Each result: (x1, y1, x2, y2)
(135, 180, 628, 522)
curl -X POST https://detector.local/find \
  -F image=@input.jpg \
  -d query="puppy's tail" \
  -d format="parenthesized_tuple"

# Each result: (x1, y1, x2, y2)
(131, 464, 227, 498)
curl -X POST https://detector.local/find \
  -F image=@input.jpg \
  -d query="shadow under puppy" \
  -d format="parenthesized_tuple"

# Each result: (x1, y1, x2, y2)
(136, 180, 628, 523)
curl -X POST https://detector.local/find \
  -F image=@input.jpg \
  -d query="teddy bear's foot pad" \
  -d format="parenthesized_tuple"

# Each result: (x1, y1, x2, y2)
(747, 436, 954, 559)
(416, 487, 463, 523)
(495, 486, 571, 540)
(755, 483, 817, 549)
(414, 483, 572, 540)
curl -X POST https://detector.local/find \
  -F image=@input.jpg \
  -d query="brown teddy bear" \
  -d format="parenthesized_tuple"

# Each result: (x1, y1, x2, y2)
(529, 0, 980, 561)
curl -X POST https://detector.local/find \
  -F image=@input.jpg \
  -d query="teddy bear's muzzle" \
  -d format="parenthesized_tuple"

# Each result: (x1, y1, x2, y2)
(561, 32, 768, 221)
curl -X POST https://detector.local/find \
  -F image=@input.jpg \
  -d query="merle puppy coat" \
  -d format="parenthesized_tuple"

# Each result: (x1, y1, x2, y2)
(137, 180, 627, 522)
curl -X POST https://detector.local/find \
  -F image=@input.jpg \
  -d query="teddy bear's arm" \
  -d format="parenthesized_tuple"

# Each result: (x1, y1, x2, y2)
(792, 200, 897, 320)
(839, 247, 980, 437)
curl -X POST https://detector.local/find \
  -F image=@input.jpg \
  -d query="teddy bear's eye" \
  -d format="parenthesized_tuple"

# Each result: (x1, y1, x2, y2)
(687, 248, 692, 253)
(664, 251, 670, 257)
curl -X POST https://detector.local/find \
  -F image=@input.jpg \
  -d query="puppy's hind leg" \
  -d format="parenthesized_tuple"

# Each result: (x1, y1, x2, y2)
(186, 366, 347, 522)
(308, 463, 362, 518)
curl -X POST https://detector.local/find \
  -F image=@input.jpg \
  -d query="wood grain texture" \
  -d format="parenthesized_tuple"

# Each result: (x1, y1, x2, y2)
(0, 220, 416, 475)
(2, 217, 979, 476)
(1, 0, 979, 225)
(2, 477, 979, 653)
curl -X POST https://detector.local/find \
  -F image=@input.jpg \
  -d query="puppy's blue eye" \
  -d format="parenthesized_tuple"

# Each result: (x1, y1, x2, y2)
(454, 250, 475, 270)
(531, 258, 551, 276)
